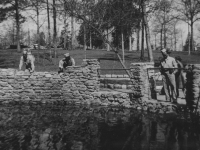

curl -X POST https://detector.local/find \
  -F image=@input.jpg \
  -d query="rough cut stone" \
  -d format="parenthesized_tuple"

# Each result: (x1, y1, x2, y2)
(0, 60, 190, 113)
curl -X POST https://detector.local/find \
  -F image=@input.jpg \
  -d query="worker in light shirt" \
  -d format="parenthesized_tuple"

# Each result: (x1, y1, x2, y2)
(19, 48, 35, 73)
(160, 48, 178, 103)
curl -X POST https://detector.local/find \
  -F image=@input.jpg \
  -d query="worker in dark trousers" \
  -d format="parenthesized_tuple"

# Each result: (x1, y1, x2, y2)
(19, 48, 35, 73)
(150, 76, 157, 99)
(58, 53, 75, 73)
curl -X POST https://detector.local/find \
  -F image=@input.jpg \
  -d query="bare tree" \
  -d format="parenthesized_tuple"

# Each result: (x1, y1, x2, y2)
(171, 20, 180, 50)
(53, 0, 57, 46)
(71, 14, 75, 50)
(140, 0, 154, 62)
(136, 24, 140, 51)
(138, 0, 154, 62)
(174, 0, 200, 54)
(0, 3, 7, 23)
(15, 0, 20, 52)
(141, 0, 145, 60)
(152, 0, 178, 49)
(1, 0, 28, 52)
(0, 23, 16, 47)
(63, 2, 68, 50)
(46, 0, 51, 48)
(143, 4, 153, 62)
(28, 0, 46, 50)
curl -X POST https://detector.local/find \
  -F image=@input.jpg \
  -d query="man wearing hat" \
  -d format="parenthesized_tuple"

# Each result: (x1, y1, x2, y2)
(19, 48, 35, 73)
(160, 48, 178, 103)
(58, 53, 75, 73)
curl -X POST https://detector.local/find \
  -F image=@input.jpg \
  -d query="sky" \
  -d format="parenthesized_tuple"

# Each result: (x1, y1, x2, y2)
(0, 8, 80, 40)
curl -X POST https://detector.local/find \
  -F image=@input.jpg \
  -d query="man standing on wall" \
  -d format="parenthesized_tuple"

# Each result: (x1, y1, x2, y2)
(58, 53, 75, 73)
(160, 48, 178, 103)
(19, 48, 35, 73)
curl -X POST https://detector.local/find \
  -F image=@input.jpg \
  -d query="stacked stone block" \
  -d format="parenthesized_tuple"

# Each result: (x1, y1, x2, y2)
(130, 63, 154, 100)
(92, 91, 132, 107)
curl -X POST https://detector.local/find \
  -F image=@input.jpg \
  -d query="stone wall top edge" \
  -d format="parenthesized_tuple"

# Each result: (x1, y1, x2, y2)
(130, 62, 154, 65)
(0, 58, 100, 73)
(0, 67, 90, 75)
(0, 68, 17, 71)
(83, 59, 99, 61)
(66, 66, 82, 69)
(0, 70, 57, 74)
(190, 64, 200, 66)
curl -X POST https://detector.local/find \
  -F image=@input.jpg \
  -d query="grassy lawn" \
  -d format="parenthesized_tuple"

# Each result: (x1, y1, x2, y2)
(0, 48, 200, 73)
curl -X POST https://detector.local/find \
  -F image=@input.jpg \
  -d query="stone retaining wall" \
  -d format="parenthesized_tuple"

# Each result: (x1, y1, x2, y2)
(185, 64, 200, 111)
(0, 59, 100, 104)
(0, 59, 188, 113)
(0, 61, 159, 106)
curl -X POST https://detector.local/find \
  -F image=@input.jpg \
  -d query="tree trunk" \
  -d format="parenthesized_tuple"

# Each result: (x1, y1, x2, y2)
(47, 0, 52, 61)
(129, 35, 132, 51)
(121, 31, 125, 63)
(191, 21, 193, 52)
(53, 0, 57, 60)
(181, 30, 183, 51)
(171, 35, 173, 49)
(83, 23, 86, 54)
(174, 25, 177, 51)
(141, 0, 145, 60)
(13, 22, 15, 44)
(188, 32, 190, 55)
(160, 25, 163, 49)
(15, 0, 20, 52)
(188, 21, 190, 55)
(53, 0, 57, 45)
(107, 28, 110, 51)
(89, 30, 92, 49)
(28, 28, 30, 46)
(137, 26, 140, 51)
(36, 1, 40, 50)
(164, 24, 166, 48)
(154, 34, 156, 50)
(35, 1, 40, 62)
(145, 26, 154, 60)
(47, 0, 51, 48)
(163, 7, 166, 48)
(71, 16, 75, 50)
(141, 19, 144, 60)
(64, 9, 67, 50)
(143, 3, 153, 62)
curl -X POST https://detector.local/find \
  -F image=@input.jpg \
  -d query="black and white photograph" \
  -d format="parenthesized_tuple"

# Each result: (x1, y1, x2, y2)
(0, 0, 200, 149)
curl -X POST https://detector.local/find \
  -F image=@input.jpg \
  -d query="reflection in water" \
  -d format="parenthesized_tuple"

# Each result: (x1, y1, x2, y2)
(0, 105, 200, 150)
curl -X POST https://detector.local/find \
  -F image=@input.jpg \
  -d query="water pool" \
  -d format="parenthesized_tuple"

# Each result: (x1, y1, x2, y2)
(0, 104, 199, 150)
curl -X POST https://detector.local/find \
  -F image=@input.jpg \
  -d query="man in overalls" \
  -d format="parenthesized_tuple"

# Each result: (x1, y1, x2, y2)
(160, 48, 178, 103)
(19, 48, 35, 73)
(58, 53, 75, 73)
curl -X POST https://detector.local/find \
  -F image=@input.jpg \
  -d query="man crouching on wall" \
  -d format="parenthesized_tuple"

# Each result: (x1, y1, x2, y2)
(58, 53, 75, 73)
(19, 48, 35, 73)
